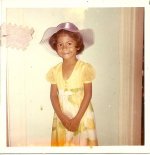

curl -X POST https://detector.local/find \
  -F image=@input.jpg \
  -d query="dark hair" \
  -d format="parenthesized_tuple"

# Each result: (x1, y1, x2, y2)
(49, 29, 84, 54)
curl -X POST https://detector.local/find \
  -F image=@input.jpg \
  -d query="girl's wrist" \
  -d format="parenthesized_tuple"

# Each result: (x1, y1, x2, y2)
(75, 113, 81, 121)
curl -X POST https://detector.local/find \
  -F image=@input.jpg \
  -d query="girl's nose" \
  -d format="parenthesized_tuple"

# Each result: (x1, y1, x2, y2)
(62, 44, 67, 50)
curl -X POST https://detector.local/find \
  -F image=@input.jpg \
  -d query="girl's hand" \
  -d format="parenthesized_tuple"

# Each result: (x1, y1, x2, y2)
(69, 117, 80, 132)
(61, 115, 80, 132)
(61, 115, 72, 131)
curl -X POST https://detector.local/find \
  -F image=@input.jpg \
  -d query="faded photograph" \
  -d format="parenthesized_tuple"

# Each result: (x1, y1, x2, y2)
(0, 8, 144, 146)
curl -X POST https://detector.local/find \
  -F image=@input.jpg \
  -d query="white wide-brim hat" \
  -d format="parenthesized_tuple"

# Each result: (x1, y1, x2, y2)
(40, 22, 94, 53)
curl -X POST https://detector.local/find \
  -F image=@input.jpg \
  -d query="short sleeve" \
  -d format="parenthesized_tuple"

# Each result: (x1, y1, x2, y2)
(46, 67, 56, 84)
(83, 63, 96, 83)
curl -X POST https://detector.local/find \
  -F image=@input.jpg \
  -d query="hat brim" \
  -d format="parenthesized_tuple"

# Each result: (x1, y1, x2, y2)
(40, 26, 94, 54)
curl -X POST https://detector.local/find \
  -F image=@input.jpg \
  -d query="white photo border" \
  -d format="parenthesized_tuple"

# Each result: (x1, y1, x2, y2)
(0, 0, 150, 154)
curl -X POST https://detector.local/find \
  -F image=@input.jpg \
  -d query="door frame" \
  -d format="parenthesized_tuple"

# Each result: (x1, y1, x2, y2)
(118, 7, 144, 145)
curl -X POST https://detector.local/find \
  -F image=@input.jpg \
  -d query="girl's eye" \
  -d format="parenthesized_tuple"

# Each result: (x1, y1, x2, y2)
(57, 43, 62, 47)
(67, 42, 72, 46)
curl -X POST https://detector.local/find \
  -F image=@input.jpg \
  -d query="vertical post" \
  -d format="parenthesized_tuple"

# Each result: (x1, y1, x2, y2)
(119, 7, 144, 145)
(132, 7, 144, 145)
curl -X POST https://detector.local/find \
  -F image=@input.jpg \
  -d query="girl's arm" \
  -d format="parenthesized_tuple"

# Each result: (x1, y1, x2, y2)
(69, 83, 92, 132)
(50, 84, 71, 130)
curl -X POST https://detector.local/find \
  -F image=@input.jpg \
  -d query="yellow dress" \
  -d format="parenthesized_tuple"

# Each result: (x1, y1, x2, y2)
(47, 60, 98, 146)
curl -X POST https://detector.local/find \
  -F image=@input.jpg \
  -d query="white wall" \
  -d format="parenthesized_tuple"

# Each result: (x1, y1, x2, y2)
(6, 8, 121, 146)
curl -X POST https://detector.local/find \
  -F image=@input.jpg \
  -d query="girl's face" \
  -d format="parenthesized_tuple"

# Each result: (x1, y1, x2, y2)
(56, 33, 79, 60)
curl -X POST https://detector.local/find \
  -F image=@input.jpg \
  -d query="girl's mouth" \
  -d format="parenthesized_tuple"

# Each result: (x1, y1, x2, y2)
(63, 52, 71, 55)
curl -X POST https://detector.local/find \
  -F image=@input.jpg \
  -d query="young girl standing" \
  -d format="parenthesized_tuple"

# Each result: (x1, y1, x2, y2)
(40, 22, 98, 146)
